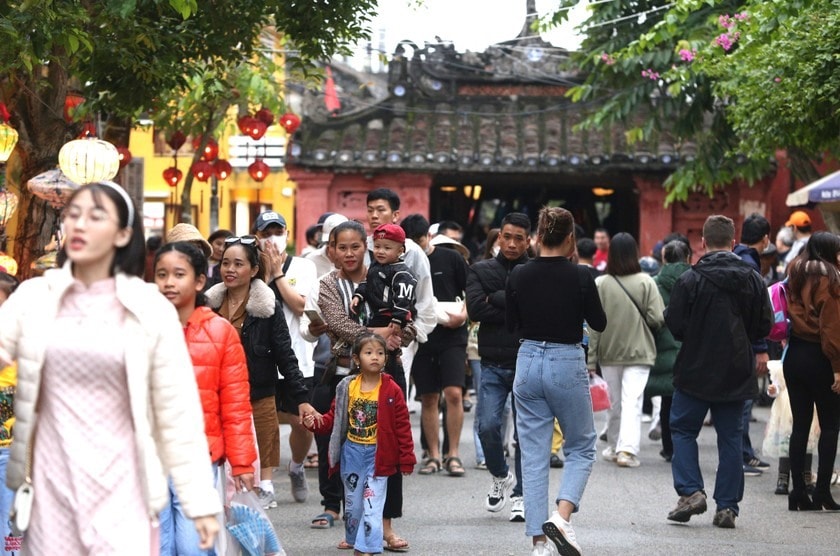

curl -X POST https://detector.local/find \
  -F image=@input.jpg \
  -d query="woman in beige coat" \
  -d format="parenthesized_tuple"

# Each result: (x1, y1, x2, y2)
(0, 182, 220, 554)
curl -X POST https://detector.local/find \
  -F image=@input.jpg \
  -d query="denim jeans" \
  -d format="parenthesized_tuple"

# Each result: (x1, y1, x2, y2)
(0, 448, 19, 552)
(341, 441, 387, 554)
(742, 399, 756, 461)
(601, 365, 651, 456)
(670, 389, 744, 514)
(513, 341, 596, 537)
(469, 360, 485, 465)
(477, 363, 522, 497)
(160, 464, 219, 556)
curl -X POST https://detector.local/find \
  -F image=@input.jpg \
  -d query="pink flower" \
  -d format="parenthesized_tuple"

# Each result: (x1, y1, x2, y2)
(641, 69, 660, 81)
(600, 52, 616, 66)
(719, 14, 734, 29)
(774, 77, 782, 83)
(714, 33, 734, 51)
(734, 12, 749, 21)
(679, 49, 695, 62)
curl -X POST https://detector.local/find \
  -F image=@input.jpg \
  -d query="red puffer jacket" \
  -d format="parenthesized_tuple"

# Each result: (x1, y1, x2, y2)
(185, 306, 256, 476)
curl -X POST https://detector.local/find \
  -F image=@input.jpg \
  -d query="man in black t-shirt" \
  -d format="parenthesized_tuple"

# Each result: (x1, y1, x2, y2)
(402, 214, 470, 478)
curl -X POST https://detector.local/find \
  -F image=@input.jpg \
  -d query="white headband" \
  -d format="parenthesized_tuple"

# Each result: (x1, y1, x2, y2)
(97, 181, 135, 227)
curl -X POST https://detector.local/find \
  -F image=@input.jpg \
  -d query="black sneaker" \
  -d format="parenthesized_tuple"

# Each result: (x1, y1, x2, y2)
(667, 491, 707, 523)
(550, 454, 565, 468)
(745, 457, 770, 469)
(713, 508, 736, 529)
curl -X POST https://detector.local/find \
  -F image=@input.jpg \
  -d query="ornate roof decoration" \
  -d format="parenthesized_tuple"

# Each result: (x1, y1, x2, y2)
(287, 12, 691, 174)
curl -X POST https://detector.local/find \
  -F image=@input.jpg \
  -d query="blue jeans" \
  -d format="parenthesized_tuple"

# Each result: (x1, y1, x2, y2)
(0, 448, 20, 552)
(477, 363, 522, 497)
(469, 360, 485, 465)
(742, 399, 756, 462)
(670, 389, 745, 514)
(513, 341, 595, 537)
(341, 441, 387, 554)
(160, 464, 218, 556)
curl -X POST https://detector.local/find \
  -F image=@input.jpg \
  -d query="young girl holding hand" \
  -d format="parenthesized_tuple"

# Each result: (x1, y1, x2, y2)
(304, 333, 415, 556)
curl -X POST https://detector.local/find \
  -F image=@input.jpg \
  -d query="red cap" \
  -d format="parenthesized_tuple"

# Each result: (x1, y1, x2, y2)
(373, 223, 406, 244)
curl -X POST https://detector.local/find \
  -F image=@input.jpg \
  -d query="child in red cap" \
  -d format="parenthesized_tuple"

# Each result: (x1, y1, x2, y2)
(352, 223, 418, 339)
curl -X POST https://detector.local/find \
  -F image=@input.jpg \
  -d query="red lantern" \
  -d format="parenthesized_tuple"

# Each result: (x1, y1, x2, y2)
(214, 159, 232, 180)
(167, 130, 186, 151)
(191, 160, 214, 182)
(247, 120, 267, 141)
(248, 159, 270, 182)
(255, 108, 274, 126)
(279, 113, 300, 134)
(237, 116, 257, 136)
(78, 122, 96, 138)
(116, 146, 132, 168)
(192, 137, 219, 161)
(64, 92, 85, 122)
(163, 167, 183, 187)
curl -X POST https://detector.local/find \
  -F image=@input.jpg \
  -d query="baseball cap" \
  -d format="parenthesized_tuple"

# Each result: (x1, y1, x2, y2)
(320, 213, 348, 244)
(165, 223, 212, 258)
(373, 223, 406, 244)
(255, 211, 287, 231)
(317, 212, 335, 226)
(785, 210, 811, 228)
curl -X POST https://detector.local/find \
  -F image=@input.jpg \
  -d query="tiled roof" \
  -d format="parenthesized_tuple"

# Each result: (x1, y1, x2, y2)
(288, 39, 692, 173)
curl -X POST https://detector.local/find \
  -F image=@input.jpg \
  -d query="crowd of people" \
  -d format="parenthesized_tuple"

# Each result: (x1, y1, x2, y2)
(0, 181, 838, 555)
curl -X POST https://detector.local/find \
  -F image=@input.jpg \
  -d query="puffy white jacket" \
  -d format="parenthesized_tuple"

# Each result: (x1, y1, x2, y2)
(0, 264, 222, 519)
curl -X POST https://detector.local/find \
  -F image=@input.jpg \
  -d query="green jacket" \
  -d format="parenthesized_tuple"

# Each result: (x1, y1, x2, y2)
(646, 262, 691, 397)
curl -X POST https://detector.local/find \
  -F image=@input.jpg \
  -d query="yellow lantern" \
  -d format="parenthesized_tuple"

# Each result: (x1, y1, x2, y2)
(58, 137, 120, 185)
(0, 252, 18, 276)
(0, 123, 17, 163)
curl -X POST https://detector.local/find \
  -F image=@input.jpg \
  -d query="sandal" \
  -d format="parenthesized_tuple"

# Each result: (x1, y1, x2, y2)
(418, 457, 441, 475)
(337, 540, 354, 550)
(445, 456, 465, 477)
(383, 534, 410, 552)
(311, 512, 336, 529)
(305, 452, 319, 469)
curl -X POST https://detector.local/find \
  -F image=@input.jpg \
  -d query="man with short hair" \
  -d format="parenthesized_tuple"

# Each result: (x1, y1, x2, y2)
(593, 228, 610, 272)
(253, 210, 319, 505)
(665, 215, 772, 529)
(437, 220, 465, 243)
(466, 212, 531, 522)
(576, 237, 601, 280)
(782, 210, 813, 270)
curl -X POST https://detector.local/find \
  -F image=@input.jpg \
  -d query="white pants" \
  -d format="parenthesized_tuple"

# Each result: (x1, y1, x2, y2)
(601, 365, 650, 456)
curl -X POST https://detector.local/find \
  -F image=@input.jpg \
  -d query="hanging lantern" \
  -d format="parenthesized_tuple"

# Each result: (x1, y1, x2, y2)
(0, 253, 18, 276)
(279, 113, 300, 134)
(116, 146, 132, 168)
(163, 167, 183, 187)
(0, 123, 18, 163)
(192, 138, 219, 161)
(26, 168, 79, 209)
(214, 159, 232, 180)
(248, 159, 270, 182)
(191, 160, 214, 182)
(64, 92, 85, 122)
(0, 190, 18, 226)
(237, 116, 257, 136)
(247, 120, 267, 141)
(255, 108, 274, 126)
(78, 122, 96, 138)
(167, 130, 186, 151)
(58, 138, 120, 185)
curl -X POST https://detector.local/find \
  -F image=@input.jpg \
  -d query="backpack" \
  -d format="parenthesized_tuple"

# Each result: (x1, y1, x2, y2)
(767, 279, 789, 342)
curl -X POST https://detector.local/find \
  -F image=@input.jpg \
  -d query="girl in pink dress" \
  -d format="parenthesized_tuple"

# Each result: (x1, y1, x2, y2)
(0, 182, 221, 554)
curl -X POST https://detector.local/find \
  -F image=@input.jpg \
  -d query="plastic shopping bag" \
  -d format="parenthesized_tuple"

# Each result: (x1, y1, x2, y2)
(589, 374, 611, 412)
(226, 491, 285, 556)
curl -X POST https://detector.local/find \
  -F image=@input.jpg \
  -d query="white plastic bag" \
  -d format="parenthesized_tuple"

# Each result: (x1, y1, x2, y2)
(225, 491, 285, 556)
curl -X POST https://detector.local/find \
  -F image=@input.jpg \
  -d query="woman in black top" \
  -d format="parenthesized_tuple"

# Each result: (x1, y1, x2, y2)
(506, 207, 606, 556)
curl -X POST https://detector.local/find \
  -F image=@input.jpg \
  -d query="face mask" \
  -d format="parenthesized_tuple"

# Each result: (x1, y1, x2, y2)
(492, 245, 500, 256)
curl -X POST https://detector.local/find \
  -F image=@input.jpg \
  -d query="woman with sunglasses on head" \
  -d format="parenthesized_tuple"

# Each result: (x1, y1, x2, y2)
(0, 182, 221, 554)
(206, 235, 314, 510)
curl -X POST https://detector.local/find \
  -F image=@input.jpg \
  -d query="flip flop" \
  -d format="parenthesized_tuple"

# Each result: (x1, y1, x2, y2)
(337, 540, 354, 550)
(311, 512, 335, 529)
(383, 534, 409, 552)
(304, 452, 320, 469)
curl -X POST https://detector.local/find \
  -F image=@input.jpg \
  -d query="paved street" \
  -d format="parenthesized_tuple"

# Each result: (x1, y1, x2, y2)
(267, 403, 838, 555)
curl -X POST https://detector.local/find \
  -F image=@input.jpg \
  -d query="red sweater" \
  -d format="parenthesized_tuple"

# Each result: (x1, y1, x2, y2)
(308, 373, 416, 477)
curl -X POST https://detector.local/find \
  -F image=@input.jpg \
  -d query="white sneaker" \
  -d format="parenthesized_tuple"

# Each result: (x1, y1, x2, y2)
(532, 540, 559, 556)
(509, 496, 525, 522)
(257, 487, 277, 509)
(601, 446, 617, 462)
(485, 470, 514, 512)
(616, 451, 640, 468)
(542, 511, 582, 556)
(288, 463, 309, 503)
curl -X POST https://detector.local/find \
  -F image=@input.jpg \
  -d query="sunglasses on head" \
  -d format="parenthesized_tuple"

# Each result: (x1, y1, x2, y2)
(224, 235, 258, 246)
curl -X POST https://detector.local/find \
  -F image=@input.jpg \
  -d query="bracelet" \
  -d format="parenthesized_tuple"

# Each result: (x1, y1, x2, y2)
(275, 274, 285, 280)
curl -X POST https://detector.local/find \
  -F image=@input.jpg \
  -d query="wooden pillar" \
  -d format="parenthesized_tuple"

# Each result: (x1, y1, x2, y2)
(634, 176, 673, 258)
(286, 166, 334, 254)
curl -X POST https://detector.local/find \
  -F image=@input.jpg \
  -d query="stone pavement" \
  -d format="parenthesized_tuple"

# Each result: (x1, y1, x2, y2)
(267, 403, 839, 555)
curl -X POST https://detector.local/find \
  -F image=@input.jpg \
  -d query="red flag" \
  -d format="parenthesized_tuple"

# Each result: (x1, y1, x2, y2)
(324, 67, 341, 115)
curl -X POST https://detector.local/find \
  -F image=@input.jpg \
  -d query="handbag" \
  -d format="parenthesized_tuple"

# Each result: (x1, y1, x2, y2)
(434, 296, 465, 325)
(9, 438, 34, 535)
(589, 374, 611, 412)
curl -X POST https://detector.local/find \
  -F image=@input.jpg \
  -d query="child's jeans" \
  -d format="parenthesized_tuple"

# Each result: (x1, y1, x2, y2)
(0, 447, 21, 553)
(159, 463, 219, 556)
(341, 441, 388, 554)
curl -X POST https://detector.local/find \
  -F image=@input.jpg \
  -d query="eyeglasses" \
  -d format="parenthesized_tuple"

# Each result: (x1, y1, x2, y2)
(224, 235, 258, 246)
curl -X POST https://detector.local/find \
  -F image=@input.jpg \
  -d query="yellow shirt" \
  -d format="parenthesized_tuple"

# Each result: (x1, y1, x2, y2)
(347, 375, 380, 444)
(0, 363, 16, 448)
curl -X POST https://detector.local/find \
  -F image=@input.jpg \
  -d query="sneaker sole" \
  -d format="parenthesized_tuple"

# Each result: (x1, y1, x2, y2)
(542, 522, 581, 556)
(485, 499, 505, 512)
(263, 501, 278, 509)
(509, 514, 525, 522)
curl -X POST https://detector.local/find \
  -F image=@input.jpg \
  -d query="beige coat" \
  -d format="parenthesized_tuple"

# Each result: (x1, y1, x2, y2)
(0, 265, 221, 519)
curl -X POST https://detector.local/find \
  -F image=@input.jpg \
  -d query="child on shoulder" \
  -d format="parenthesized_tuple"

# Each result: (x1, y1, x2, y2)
(351, 224, 417, 341)
(303, 333, 415, 556)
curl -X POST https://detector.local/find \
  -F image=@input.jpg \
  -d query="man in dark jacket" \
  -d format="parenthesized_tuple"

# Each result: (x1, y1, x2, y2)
(466, 212, 530, 521)
(664, 215, 773, 529)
